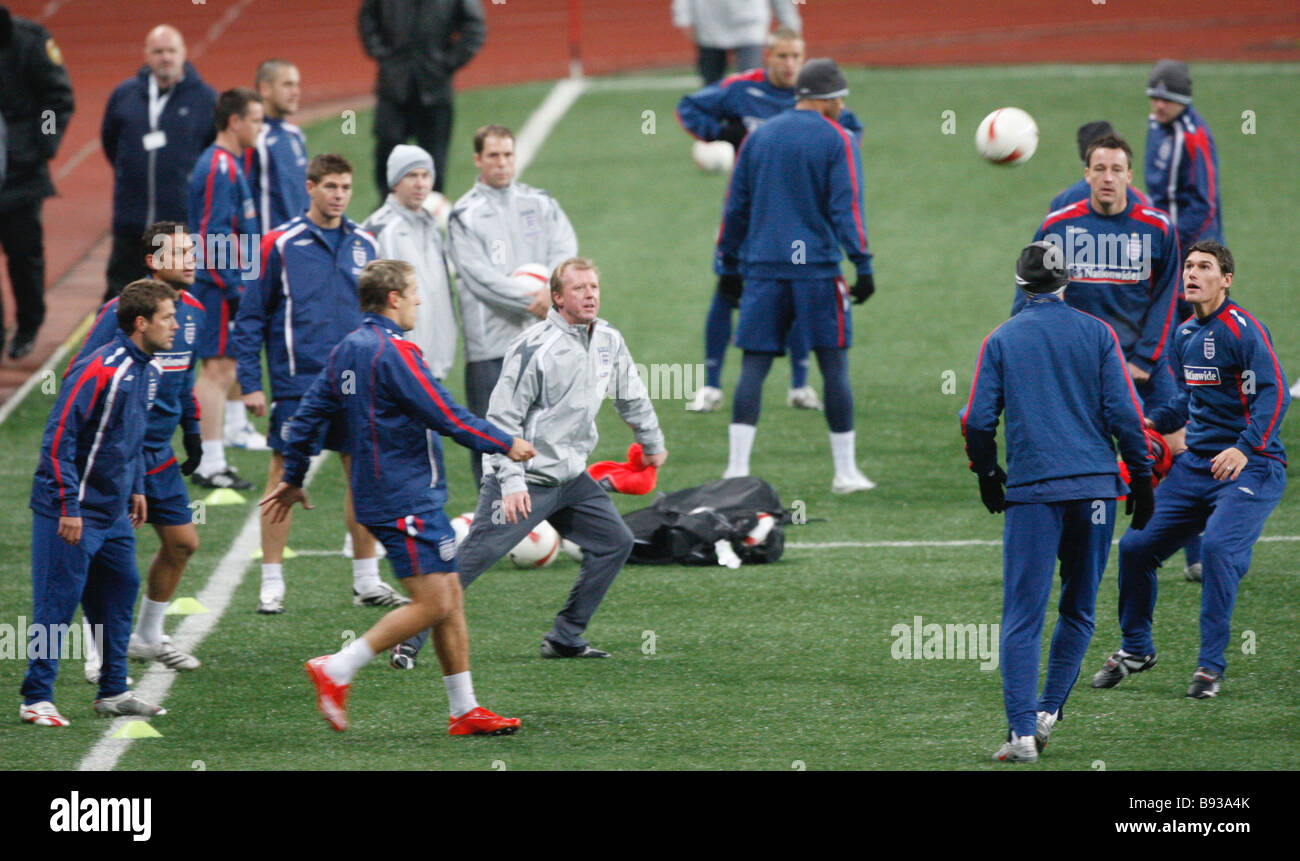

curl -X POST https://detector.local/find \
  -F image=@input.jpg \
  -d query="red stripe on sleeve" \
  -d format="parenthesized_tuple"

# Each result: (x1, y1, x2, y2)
(50, 356, 115, 515)
(392, 339, 506, 449)
(1230, 305, 1285, 450)
(821, 115, 865, 252)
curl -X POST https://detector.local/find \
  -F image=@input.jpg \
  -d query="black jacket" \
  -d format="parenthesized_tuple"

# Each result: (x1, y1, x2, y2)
(0, 9, 75, 212)
(359, 0, 486, 105)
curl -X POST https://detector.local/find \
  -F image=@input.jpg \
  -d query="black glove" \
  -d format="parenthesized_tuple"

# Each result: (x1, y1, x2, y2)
(180, 433, 203, 476)
(1126, 476, 1154, 530)
(717, 118, 747, 149)
(717, 274, 744, 308)
(851, 272, 875, 305)
(977, 465, 1006, 514)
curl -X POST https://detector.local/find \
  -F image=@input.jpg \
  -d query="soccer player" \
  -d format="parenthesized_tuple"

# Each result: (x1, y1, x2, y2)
(188, 88, 265, 488)
(678, 27, 864, 413)
(1021, 133, 1199, 574)
(714, 59, 875, 493)
(1091, 241, 1289, 699)
(1047, 121, 1149, 212)
(962, 242, 1154, 763)
(232, 153, 399, 614)
(446, 124, 579, 486)
(1019, 135, 1180, 405)
(1144, 60, 1222, 250)
(396, 257, 667, 666)
(248, 58, 310, 231)
(260, 259, 533, 735)
(71, 223, 206, 678)
(22, 280, 179, 726)
(362, 145, 457, 381)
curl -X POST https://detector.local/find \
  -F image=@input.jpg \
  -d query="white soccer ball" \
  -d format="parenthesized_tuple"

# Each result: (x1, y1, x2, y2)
(450, 512, 475, 548)
(975, 107, 1038, 166)
(421, 190, 452, 233)
(691, 140, 735, 174)
(560, 538, 583, 563)
(511, 263, 551, 292)
(508, 520, 561, 569)
(743, 512, 776, 547)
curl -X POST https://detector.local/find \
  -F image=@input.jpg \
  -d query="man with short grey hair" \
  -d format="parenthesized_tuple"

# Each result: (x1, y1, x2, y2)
(391, 258, 666, 667)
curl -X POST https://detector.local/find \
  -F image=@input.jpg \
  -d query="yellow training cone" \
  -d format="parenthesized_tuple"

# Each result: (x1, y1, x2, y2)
(203, 488, 246, 506)
(165, 597, 208, 615)
(251, 547, 298, 560)
(112, 721, 163, 738)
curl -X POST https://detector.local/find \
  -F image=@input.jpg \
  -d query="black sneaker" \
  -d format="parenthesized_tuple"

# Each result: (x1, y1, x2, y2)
(389, 644, 418, 670)
(1186, 667, 1221, 699)
(1090, 650, 1157, 688)
(540, 639, 610, 659)
(191, 467, 254, 491)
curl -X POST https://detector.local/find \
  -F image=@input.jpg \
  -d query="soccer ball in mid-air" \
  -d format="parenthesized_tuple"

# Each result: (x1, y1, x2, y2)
(691, 140, 735, 174)
(975, 107, 1038, 166)
(508, 520, 561, 569)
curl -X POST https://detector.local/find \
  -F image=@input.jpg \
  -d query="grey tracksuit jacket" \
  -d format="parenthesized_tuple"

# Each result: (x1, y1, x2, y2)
(486, 308, 665, 496)
(446, 179, 578, 363)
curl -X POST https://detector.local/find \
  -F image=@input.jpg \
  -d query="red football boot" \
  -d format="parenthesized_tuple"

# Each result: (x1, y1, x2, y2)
(448, 706, 521, 736)
(305, 656, 350, 732)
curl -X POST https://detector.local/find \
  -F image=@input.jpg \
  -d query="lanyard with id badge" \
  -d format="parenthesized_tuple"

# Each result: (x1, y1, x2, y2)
(144, 75, 171, 153)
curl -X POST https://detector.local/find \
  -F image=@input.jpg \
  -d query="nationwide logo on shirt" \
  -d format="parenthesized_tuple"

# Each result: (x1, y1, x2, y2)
(1183, 365, 1222, 385)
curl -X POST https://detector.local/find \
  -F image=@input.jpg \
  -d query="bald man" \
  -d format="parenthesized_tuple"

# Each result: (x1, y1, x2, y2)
(102, 25, 217, 299)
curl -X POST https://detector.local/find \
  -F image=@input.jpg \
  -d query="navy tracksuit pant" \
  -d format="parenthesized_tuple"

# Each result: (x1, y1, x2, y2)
(1117, 451, 1285, 674)
(21, 513, 139, 704)
(1002, 499, 1115, 738)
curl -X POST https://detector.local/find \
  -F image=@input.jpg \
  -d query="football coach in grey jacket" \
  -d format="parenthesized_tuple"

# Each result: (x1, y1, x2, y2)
(400, 258, 667, 662)
(448, 123, 579, 484)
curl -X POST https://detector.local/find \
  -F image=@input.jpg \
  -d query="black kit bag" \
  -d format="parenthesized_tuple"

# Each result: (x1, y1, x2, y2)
(623, 476, 786, 566)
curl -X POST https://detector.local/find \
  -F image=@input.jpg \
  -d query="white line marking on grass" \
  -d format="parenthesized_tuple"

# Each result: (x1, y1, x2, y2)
(0, 310, 96, 426)
(514, 77, 589, 177)
(788, 535, 1300, 550)
(78, 453, 329, 772)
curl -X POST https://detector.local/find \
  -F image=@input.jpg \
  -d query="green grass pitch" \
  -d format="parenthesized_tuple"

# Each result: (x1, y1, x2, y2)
(1, 64, 1297, 770)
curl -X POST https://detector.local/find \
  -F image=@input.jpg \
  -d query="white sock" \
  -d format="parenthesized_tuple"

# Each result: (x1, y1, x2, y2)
(829, 430, 859, 477)
(225, 400, 247, 434)
(198, 439, 226, 476)
(261, 563, 284, 598)
(324, 638, 375, 685)
(444, 670, 479, 717)
(352, 556, 381, 592)
(136, 597, 169, 645)
(726, 423, 756, 477)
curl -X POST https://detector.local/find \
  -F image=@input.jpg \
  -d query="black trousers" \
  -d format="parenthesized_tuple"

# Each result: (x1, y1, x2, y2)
(373, 95, 453, 196)
(464, 356, 504, 488)
(0, 200, 47, 335)
(104, 229, 150, 302)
